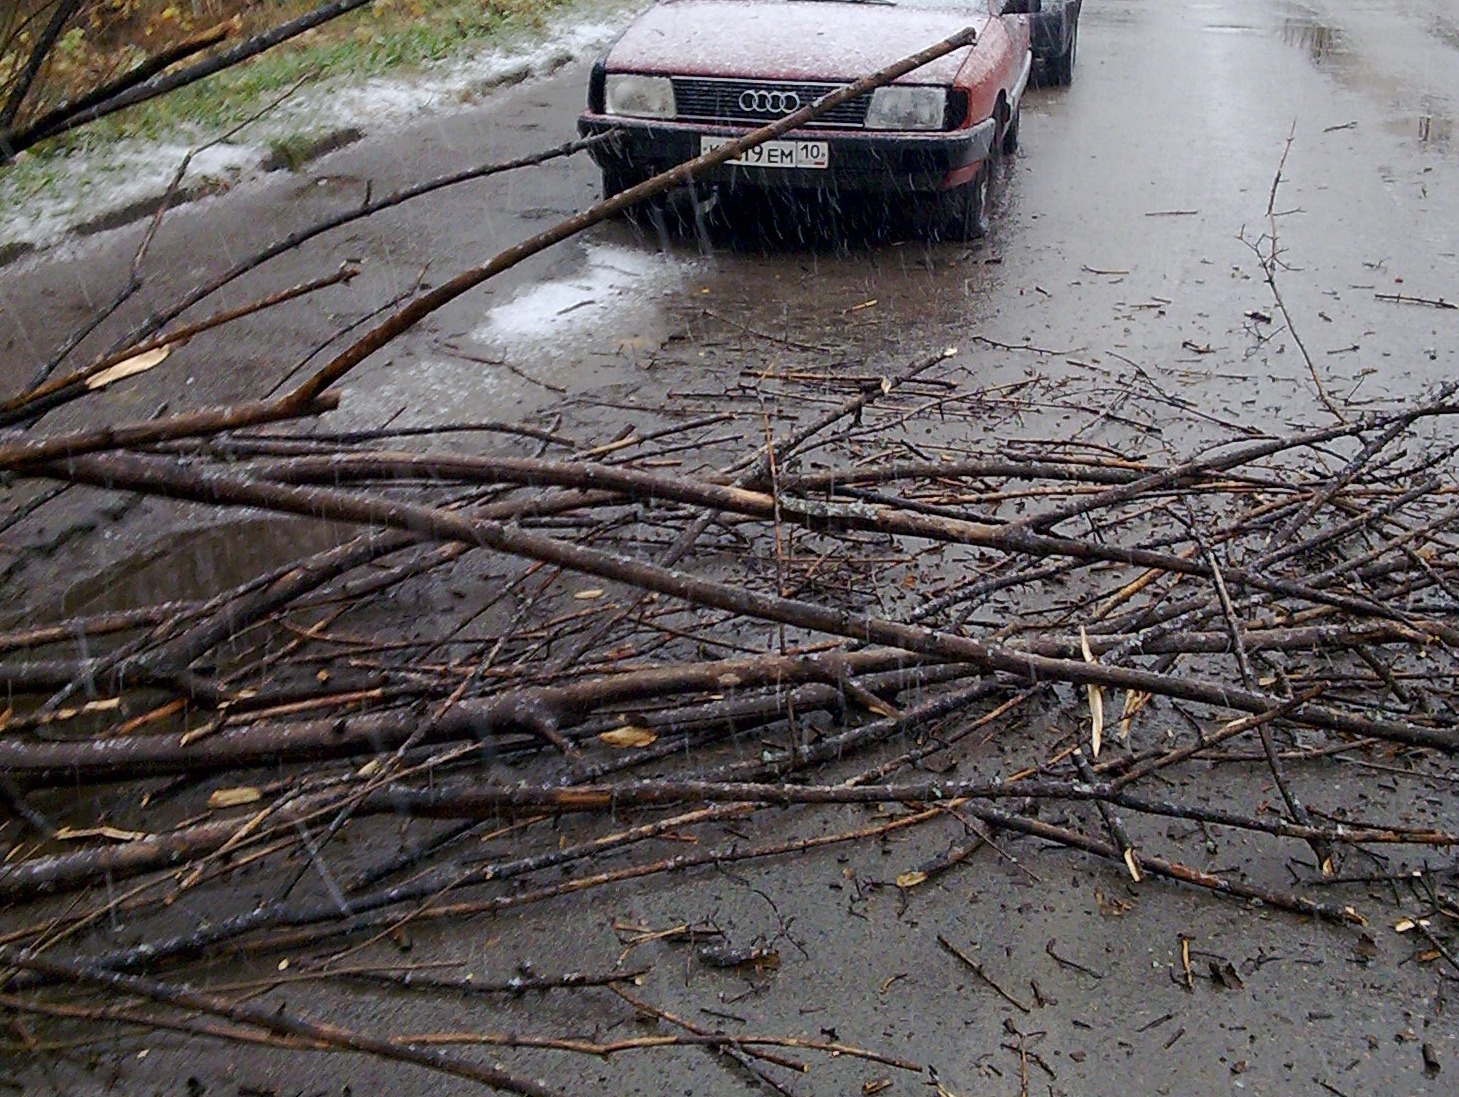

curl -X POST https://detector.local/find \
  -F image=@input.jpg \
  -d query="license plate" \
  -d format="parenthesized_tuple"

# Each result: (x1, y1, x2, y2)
(701, 136, 828, 169)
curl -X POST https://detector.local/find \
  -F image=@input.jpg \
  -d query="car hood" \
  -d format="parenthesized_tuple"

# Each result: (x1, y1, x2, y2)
(605, 0, 989, 84)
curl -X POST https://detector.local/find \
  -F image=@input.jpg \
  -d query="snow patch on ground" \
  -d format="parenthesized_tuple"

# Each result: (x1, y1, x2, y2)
(337, 355, 505, 430)
(0, 4, 634, 253)
(478, 243, 694, 351)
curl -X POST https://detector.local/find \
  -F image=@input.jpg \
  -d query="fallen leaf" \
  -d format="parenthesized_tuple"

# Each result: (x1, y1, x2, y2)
(895, 870, 928, 889)
(1095, 887, 1132, 917)
(85, 346, 170, 390)
(598, 726, 657, 748)
(1422, 1041, 1441, 1076)
(1118, 689, 1150, 740)
(573, 588, 605, 600)
(208, 786, 262, 809)
(1211, 960, 1244, 990)
(858, 693, 900, 718)
(1081, 626, 1103, 756)
(54, 825, 147, 842)
(1122, 847, 1143, 883)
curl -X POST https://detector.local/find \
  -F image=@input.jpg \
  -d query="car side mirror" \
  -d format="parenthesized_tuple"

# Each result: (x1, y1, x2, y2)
(1001, 0, 1042, 14)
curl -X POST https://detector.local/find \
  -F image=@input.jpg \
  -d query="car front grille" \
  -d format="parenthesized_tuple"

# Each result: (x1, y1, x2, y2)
(671, 78, 871, 129)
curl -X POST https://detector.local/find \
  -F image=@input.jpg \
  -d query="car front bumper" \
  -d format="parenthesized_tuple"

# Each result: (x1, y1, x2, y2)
(577, 114, 997, 195)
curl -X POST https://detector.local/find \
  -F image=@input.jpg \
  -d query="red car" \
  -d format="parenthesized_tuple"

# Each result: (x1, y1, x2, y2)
(578, 0, 1034, 239)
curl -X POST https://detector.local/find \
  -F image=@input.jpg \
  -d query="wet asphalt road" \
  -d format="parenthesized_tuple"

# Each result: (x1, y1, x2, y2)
(4, 0, 1458, 612)
(2, 1, 1458, 1094)
(3, 0, 1456, 439)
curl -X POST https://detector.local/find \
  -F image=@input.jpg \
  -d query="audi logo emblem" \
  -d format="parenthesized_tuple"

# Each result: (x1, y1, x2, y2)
(738, 89, 801, 114)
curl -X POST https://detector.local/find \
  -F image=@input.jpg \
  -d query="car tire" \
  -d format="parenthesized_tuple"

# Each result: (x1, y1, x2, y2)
(1000, 104, 1020, 155)
(934, 165, 989, 242)
(1052, 23, 1077, 86)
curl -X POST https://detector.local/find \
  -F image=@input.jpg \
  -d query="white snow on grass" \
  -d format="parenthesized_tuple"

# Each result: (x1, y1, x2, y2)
(287, 16, 623, 136)
(2, 140, 261, 248)
(0, 3, 636, 253)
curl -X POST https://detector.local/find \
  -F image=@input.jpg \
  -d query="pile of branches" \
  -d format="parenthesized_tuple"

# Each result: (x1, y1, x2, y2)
(2, 34, 1458, 1096)
(4, 359, 1458, 1089)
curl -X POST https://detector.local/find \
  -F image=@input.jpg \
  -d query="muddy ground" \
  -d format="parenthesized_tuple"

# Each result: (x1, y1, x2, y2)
(2, 0, 1458, 1094)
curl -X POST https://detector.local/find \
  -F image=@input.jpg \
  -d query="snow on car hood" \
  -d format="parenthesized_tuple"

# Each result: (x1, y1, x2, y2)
(605, 0, 990, 84)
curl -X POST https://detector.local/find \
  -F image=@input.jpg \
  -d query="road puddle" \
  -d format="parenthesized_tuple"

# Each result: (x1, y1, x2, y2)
(1280, 11, 1347, 64)
(1386, 110, 1453, 145)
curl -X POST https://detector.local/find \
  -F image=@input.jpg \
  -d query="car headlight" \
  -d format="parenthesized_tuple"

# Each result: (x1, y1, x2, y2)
(863, 85, 948, 131)
(604, 74, 676, 119)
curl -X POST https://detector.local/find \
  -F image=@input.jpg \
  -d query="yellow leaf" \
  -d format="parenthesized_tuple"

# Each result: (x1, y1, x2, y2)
(208, 786, 262, 809)
(86, 346, 170, 390)
(1122, 847, 1143, 883)
(574, 588, 605, 600)
(895, 870, 928, 889)
(1081, 626, 1103, 757)
(1118, 689, 1151, 740)
(598, 726, 657, 748)
(54, 825, 146, 842)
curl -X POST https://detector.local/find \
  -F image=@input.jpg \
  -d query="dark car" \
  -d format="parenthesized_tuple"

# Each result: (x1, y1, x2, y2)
(578, 0, 1035, 239)
(1029, 0, 1081, 85)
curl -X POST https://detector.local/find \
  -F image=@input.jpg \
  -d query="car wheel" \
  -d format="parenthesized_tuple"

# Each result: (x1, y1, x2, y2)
(934, 165, 989, 242)
(1000, 104, 1020, 155)
(1052, 23, 1077, 86)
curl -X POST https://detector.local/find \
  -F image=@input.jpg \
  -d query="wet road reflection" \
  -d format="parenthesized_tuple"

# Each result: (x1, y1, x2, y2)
(2, 0, 1456, 624)
(427, 0, 1456, 472)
